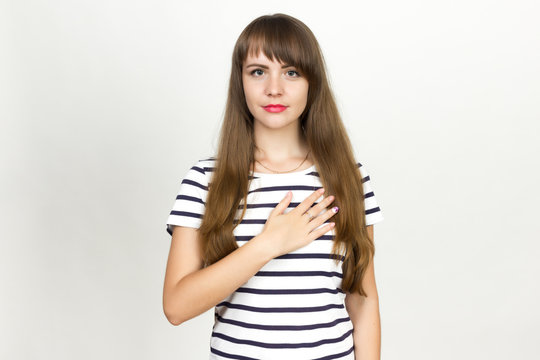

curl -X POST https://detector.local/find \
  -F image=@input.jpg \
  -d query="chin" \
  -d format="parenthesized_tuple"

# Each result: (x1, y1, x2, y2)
(258, 118, 299, 130)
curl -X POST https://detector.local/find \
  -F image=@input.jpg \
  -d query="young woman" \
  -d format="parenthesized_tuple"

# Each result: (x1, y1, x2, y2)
(163, 13, 384, 360)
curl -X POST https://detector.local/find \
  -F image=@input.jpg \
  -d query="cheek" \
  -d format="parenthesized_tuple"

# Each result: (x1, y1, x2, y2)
(242, 82, 256, 104)
(296, 84, 309, 109)
(242, 83, 258, 115)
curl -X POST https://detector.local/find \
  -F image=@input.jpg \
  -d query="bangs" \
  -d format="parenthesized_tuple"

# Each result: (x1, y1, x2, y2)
(234, 15, 319, 81)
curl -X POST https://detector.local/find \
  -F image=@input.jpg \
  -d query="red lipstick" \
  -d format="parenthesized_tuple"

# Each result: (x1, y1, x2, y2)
(263, 104, 288, 113)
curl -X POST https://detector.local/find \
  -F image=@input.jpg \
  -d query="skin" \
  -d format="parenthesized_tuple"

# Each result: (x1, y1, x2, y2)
(242, 51, 311, 170)
(346, 225, 381, 360)
(163, 52, 381, 360)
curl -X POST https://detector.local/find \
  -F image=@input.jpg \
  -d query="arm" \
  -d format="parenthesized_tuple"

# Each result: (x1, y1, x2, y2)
(162, 189, 337, 325)
(162, 225, 274, 325)
(344, 225, 381, 360)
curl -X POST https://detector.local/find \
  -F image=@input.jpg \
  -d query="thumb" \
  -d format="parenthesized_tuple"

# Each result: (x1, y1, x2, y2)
(270, 191, 292, 217)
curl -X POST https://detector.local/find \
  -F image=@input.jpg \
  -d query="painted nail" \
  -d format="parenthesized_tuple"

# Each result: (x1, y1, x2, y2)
(332, 206, 339, 213)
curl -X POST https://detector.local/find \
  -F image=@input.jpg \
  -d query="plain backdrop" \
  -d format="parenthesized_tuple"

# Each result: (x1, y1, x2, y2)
(1, 0, 539, 359)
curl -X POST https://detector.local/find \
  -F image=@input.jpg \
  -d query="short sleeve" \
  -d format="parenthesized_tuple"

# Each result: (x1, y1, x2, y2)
(165, 159, 210, 235)
(357, 162, 384, 226)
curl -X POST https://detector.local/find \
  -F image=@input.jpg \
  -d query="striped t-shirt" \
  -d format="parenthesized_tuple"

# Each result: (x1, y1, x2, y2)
(166, 157, 384, 360)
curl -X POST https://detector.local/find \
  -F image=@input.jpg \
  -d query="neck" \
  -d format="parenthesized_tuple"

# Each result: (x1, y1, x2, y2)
(253, 120, 310, 167)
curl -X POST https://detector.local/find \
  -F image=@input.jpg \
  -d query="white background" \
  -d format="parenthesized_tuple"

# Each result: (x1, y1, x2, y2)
(1, 0, 539, 359)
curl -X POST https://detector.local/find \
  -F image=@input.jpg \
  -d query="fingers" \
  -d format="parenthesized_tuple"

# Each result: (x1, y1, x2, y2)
(308, 222, 336, 242)
(270, 191, 293, 217)
(307, 194, 335, 219)
(309, 206, 339, 230)
(294, 188, 325, 215)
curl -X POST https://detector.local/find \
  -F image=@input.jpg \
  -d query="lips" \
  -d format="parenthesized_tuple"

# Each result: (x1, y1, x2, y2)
(262, 104, 288, 113)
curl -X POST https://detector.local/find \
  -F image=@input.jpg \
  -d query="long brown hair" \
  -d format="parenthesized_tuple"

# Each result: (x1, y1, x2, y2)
(198, 13, 374, 296)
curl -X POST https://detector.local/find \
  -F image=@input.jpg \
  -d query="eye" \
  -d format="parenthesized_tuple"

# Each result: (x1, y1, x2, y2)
(250, 69, 264, 76)
(286, 70, 300, 77)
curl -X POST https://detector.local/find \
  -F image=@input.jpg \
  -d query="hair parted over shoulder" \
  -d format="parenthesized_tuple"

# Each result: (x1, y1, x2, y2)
(198, 13, 374, 296)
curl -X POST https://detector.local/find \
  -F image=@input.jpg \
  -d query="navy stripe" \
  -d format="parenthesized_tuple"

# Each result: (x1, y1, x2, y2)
(235, 234, 334, 242)
(302, 162, 363, 179)
(232, 208, 380, 224)
(236, 287, 343, 295)
(234, 218, 333, 225)
(211, 328, 353, 349)
(234, 235, 254, 242)
(190, 165, 206, 175)
(361, 175, 370, 183)
(314, 345, 355, 360)
(181, 178, 207, 191)
(216, 301, 344, 313)
(233, 219, 267, 225)
(238, 201, 329, 209)
(237, 197, 375, 209)
(366, 206, 381, 215)
(276, 253, 345, 261)
(248, 185, 321, 194)
(172, 211, 378, 224)
(255, 270, 343, 278)
(169, 210, 202, 219)
(215, 314, 350, 331)
(210, 347, 258, 360)
(239, 201, 307, 209)
(198, 160, 364, 175)
(240, 202, 278, 209)
(175, 194, 205, 205)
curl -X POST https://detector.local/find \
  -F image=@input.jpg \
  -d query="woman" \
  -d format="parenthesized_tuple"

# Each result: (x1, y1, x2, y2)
(163, 13, 384, 360)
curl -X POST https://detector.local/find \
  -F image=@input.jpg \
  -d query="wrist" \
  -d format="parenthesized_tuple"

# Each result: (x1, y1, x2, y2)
(250, 232, 279, 262)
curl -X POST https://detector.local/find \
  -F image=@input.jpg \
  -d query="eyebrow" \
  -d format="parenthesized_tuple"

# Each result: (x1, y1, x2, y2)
(245, 63, 295, 69)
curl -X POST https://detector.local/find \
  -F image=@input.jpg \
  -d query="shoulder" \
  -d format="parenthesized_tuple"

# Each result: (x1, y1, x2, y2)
(185, 156, 216, 178)
(193, 156, 216, 173)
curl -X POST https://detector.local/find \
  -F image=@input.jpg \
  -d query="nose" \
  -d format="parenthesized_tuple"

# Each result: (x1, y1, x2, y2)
(265, 74, 283, 96)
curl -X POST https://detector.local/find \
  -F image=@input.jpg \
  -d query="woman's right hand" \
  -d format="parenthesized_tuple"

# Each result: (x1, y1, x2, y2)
(257, 188, 339, 258)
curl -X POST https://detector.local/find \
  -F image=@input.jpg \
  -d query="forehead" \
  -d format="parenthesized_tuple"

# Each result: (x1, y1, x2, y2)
(243, 51, 290, 68)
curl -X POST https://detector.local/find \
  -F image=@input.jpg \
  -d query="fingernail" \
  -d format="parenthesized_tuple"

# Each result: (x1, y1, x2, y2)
(330, 222, 335, 227)
(319, 188, 325, 194)
(332, 206, 339, 213)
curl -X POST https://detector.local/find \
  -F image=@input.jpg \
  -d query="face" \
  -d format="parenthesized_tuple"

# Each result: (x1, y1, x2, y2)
(242, 52, 309, 131)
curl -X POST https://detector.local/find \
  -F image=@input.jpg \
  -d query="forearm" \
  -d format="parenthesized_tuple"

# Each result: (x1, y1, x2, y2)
(352, 296, 381, 360)
(165, 233, 274, 325)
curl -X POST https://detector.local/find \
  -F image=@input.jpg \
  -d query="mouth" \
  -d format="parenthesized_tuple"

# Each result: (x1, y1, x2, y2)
(262, 104, 288, 113)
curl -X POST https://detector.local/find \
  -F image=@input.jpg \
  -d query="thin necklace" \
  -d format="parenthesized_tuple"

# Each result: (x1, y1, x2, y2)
(255, 150, 311, 174)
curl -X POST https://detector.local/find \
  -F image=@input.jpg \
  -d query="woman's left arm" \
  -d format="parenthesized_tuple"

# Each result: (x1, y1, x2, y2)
(344, 225, 381, 360)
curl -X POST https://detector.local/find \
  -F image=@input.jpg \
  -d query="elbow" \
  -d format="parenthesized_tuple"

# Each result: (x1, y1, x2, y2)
(163, 300, 186, 326)
(163, 283, 199, 326)
(167, 316, 183, 326)
(164, 309, 184, 326)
